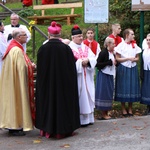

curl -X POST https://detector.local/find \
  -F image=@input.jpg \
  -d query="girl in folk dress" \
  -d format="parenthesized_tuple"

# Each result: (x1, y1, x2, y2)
(114, 28, 141, 117)
(95, 37, 116, 120)
(141, 34, 150, 114)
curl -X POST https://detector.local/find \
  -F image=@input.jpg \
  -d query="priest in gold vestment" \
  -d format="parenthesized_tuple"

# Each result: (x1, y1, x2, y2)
(0, 28, 35, 136)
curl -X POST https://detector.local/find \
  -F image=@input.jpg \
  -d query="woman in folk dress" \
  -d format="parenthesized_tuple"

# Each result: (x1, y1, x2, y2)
(95, 37, 116, 120)
(114, 28, 141, 117)
(141, 33, 150, 115)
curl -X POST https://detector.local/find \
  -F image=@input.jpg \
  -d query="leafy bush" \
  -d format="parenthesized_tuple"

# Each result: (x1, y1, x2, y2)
(18, 7, 34, 17)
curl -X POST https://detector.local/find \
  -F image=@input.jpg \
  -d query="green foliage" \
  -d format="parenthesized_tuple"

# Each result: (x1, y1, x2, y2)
(2, 0, 150, 62)
(0, 0, 148, 114)
(18, 7, 34, 17)
(109, 0, 150, 43)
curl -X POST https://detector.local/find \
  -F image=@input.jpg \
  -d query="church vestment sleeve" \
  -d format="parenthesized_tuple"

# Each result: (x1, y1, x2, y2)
(0, 47, 33, 131)
(0, 40, 7, 57)
(76, 59, 83, 73)
(87, 48, 96, 69)
(95, 43, 101, 59)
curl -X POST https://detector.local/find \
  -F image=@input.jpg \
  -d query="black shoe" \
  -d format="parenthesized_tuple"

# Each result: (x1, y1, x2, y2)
(80, 124, 88, 127)
(88, 123, 94, 125)
(128, 113, 133, 117)
(122, 114, 129, 117)
(144, 105, 150, 115)
(9, 129, 26, 136)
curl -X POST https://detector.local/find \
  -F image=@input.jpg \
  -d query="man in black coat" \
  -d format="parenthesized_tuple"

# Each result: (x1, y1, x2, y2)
(35, 21, 80, 139)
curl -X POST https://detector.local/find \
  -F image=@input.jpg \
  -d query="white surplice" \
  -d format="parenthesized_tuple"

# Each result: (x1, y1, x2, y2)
(69, 41, 96, 125)
(4, 24, 31, 52)
(0, 32, 8, 74)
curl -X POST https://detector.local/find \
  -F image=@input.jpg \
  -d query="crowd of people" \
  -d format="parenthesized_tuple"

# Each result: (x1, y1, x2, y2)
(0, 13, 150, 139)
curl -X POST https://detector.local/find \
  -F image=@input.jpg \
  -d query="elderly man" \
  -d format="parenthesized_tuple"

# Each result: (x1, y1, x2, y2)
(4, 13, 31, 52)
(35, 21, 80, 139)
(0, 28, 35, 136)
(69, 25, 96, 127)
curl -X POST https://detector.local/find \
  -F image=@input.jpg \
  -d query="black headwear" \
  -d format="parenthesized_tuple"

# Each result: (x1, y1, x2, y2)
(71, 25, 82, 35)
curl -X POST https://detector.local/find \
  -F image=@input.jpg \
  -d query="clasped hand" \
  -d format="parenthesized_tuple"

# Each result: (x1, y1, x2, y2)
(82, 58, 89, 67)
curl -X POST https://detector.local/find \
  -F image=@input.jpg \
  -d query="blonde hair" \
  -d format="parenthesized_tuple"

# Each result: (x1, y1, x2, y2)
(112, 23, 120, 30)
(146, 33, 150, 38)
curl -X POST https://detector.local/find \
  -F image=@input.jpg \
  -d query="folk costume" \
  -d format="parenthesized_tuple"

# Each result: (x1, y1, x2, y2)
(35, 22, 80, 139)
(141, 47, 150, 105)
(109, 34, 122, 46)
(114, 40, 141, 102)
(0, 31, 7, 74)
(69, 25, 96, 126)
(83, 39, 101, 59)
(0, 39, 35, 132)
(4, 24, 31, 52)
(142, 38, 148, 50)
(95, 48, 115, 111)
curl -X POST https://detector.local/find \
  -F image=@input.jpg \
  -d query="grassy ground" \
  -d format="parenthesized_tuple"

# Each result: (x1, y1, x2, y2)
(0, 1, 147, 118)
(1, 0, 109, 61)
(94, 101, 147, 119)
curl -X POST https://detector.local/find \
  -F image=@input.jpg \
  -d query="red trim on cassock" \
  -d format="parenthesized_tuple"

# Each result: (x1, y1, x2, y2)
(3, 39, 35, 124)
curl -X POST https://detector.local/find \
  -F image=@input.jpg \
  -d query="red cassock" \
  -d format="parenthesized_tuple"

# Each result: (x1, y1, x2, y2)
(42, 0, 58, 4)
(22, 0, 33, 6)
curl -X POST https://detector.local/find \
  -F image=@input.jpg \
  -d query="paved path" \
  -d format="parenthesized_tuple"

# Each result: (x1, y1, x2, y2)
(0, 115, 150, 150)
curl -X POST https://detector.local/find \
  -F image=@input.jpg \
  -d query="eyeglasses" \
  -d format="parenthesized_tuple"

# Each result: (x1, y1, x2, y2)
(20, 34, 27, 36)
(11, 19, 18, 20)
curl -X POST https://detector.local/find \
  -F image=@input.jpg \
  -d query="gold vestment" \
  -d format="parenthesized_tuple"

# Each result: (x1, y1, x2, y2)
(0, 47, 33, 131)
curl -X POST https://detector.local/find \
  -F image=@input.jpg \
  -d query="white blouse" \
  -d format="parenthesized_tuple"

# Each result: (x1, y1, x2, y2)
(101, 52, 116, 76)
(143, 48, 150, 70)
(115, 41, 141, 68)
